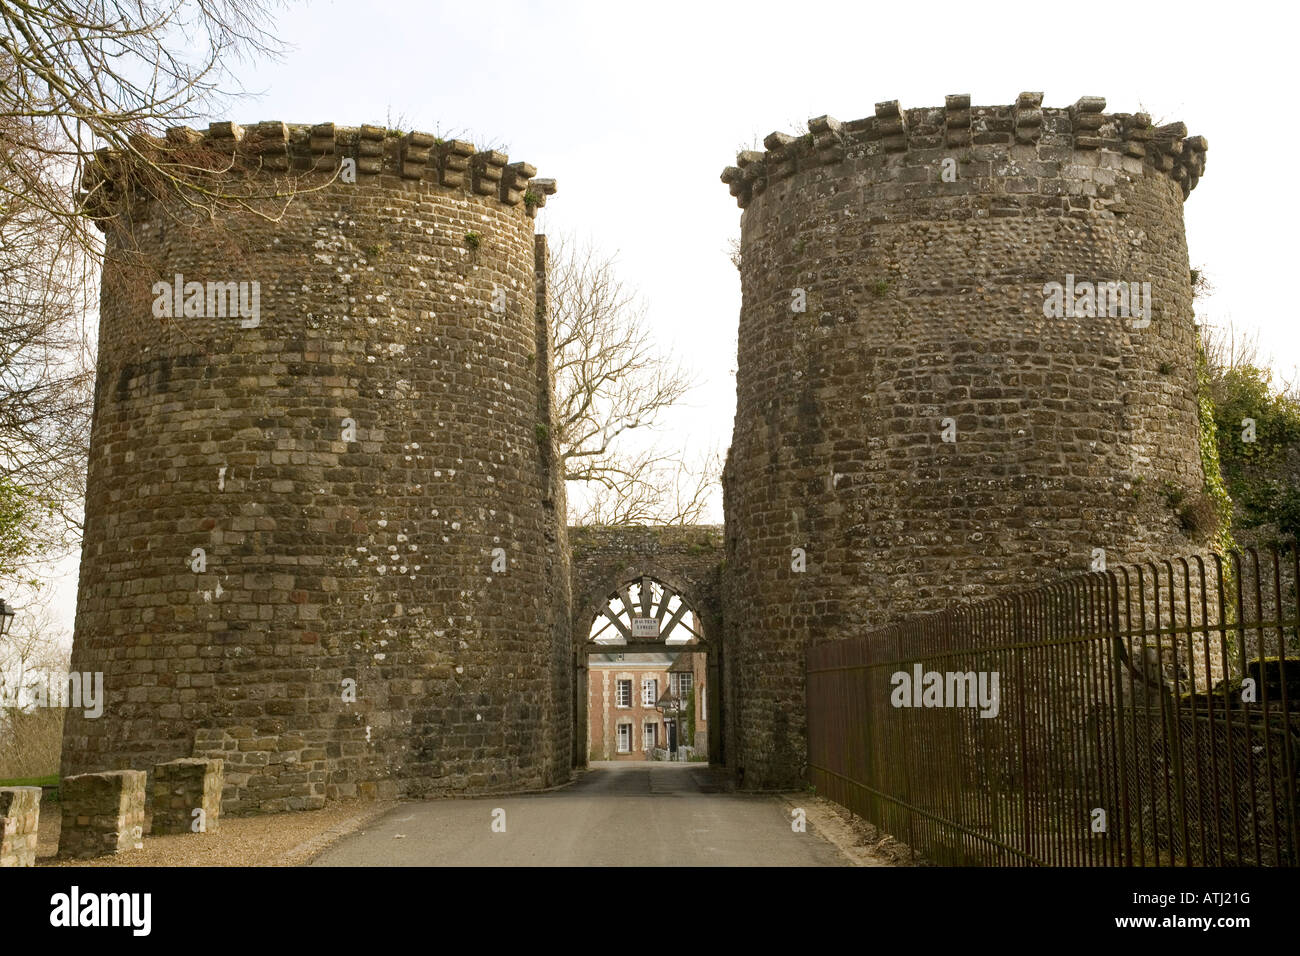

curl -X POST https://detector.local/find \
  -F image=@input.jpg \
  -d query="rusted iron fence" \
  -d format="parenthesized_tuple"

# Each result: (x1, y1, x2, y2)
(807, 548, 1300, 866)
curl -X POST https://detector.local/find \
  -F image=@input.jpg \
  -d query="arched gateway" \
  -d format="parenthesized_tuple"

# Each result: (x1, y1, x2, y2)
(62, 95, 1208, 807)
(569, 526, 725, 767)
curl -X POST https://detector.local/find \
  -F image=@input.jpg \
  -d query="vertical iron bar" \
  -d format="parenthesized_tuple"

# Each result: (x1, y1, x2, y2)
(1014, 594, 1032, 863)
(1216, 554, 1245, 864)
(1251, 548, 1280, 865)
(1231, 551, 1261, 865)
(1285, 546, 1300, 865)
(1195, 555, 1225, 866)
(1162, 560, 1191, 866)
(1110, 569, 1132, 867)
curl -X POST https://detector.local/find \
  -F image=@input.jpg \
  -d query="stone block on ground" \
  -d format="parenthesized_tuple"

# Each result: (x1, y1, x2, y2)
(58, 770, 146, 859)
(152, 757, 223, 834)
(0, 787, 42, 867)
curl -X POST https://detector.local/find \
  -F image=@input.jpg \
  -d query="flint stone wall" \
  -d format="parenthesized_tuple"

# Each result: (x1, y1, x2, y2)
(721, 95, 1211, 788)
(569, 525, 725, 634)
(61, 121, 571, 809)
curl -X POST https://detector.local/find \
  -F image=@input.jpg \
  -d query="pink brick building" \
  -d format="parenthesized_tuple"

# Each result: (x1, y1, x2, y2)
(587, 652, 708, 761)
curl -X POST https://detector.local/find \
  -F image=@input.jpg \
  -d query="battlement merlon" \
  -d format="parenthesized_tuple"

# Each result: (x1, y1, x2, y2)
(78, 121, 557, 227)
(720, 95, 1207, 209)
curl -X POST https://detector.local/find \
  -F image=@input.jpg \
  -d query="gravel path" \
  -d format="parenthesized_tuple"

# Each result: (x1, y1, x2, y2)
(777, 793, 922, 865)
(37, 800, 401, 867)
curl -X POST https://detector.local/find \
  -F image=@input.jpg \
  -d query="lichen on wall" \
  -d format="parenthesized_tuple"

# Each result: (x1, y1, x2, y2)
(721, 94, 1211, 789)
(64, 121, 570, 810)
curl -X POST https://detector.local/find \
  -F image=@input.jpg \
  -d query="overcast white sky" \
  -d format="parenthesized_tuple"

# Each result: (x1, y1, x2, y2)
(39, 0, 1297, 639)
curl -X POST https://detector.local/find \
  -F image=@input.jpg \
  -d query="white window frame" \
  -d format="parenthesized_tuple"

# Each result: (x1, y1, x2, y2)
(643, 722, 657, 752)
(641, 677, 657, 707)
(700, 684, 706, 721)
(616, 723, 632, 753)
(616, 679, 632, 708)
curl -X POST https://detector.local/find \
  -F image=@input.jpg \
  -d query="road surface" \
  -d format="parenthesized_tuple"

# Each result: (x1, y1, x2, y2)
(312, 761, 849, 866)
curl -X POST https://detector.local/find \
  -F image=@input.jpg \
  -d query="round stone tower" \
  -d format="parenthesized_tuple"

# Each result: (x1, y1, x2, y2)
(720, 94, 1209, 788)
(63, 121, 571, 810)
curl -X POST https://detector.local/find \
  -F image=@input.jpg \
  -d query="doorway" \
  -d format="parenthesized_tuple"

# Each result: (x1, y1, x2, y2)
(575, 574, 722, 767)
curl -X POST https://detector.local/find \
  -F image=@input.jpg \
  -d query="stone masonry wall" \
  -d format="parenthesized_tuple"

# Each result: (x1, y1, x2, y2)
(570, 525, 724, 634)
(721, 95, 1210, 788)
(62, 121, 571, 808)
(537, 238, 574, 785)
(151, 757, 224, 833)
(59, 770, 146, 859)
(0, 787, 41, 867)
(570, 525, 724, 765)
(192, 727, 323, 812)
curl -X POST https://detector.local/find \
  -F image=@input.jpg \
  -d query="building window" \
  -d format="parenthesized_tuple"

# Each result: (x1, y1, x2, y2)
(616, 679, 632, 708)
(700, 685, 706, 721)
(641, 677, 658, 707)
(671, 672, 693, 699)
(617, 723, 632, 753)
(643, 722, 658, 752)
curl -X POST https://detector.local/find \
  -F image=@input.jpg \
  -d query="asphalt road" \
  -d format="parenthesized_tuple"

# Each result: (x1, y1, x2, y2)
(312, 761, 849, 866)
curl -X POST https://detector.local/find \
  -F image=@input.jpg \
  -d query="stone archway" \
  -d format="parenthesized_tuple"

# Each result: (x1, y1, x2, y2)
(569, 526, 725, 768)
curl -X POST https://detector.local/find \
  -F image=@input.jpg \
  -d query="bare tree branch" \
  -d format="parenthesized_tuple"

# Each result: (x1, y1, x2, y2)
(0, 2, 293, 582)
(1199, 317, 1262, 376)
(548, 233, 715, 525)
(0, 592, 70, 777)
(568, 447, 721, 527)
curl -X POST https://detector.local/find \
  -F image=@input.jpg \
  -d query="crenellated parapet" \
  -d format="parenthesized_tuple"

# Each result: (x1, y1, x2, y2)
(721, 92, 1212, 789)
(66, 111, 573, 807)
(721, 94, 1207, 208)
(81, 120, 557, 225)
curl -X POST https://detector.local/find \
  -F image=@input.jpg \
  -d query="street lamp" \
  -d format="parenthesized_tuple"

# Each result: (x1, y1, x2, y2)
(653, 689, 672, 759)
(0, 599, 14, 637)
(654, 680, 685, 760)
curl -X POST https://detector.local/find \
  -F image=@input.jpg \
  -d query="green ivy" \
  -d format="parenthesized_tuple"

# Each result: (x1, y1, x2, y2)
(1206, 352, 1300, 545)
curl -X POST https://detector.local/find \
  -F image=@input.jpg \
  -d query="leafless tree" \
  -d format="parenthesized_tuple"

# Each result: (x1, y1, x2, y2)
(0, 596, 70, 778)
(569, 448, 721, 527)
(1199, 317, 1299, 399)
(0, 109, 95, 574)
(1199, 318, 1262, 376)
(0, 2, 295, 581)
(1, 1, 294, 248)
(548, 234, 716, 525)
